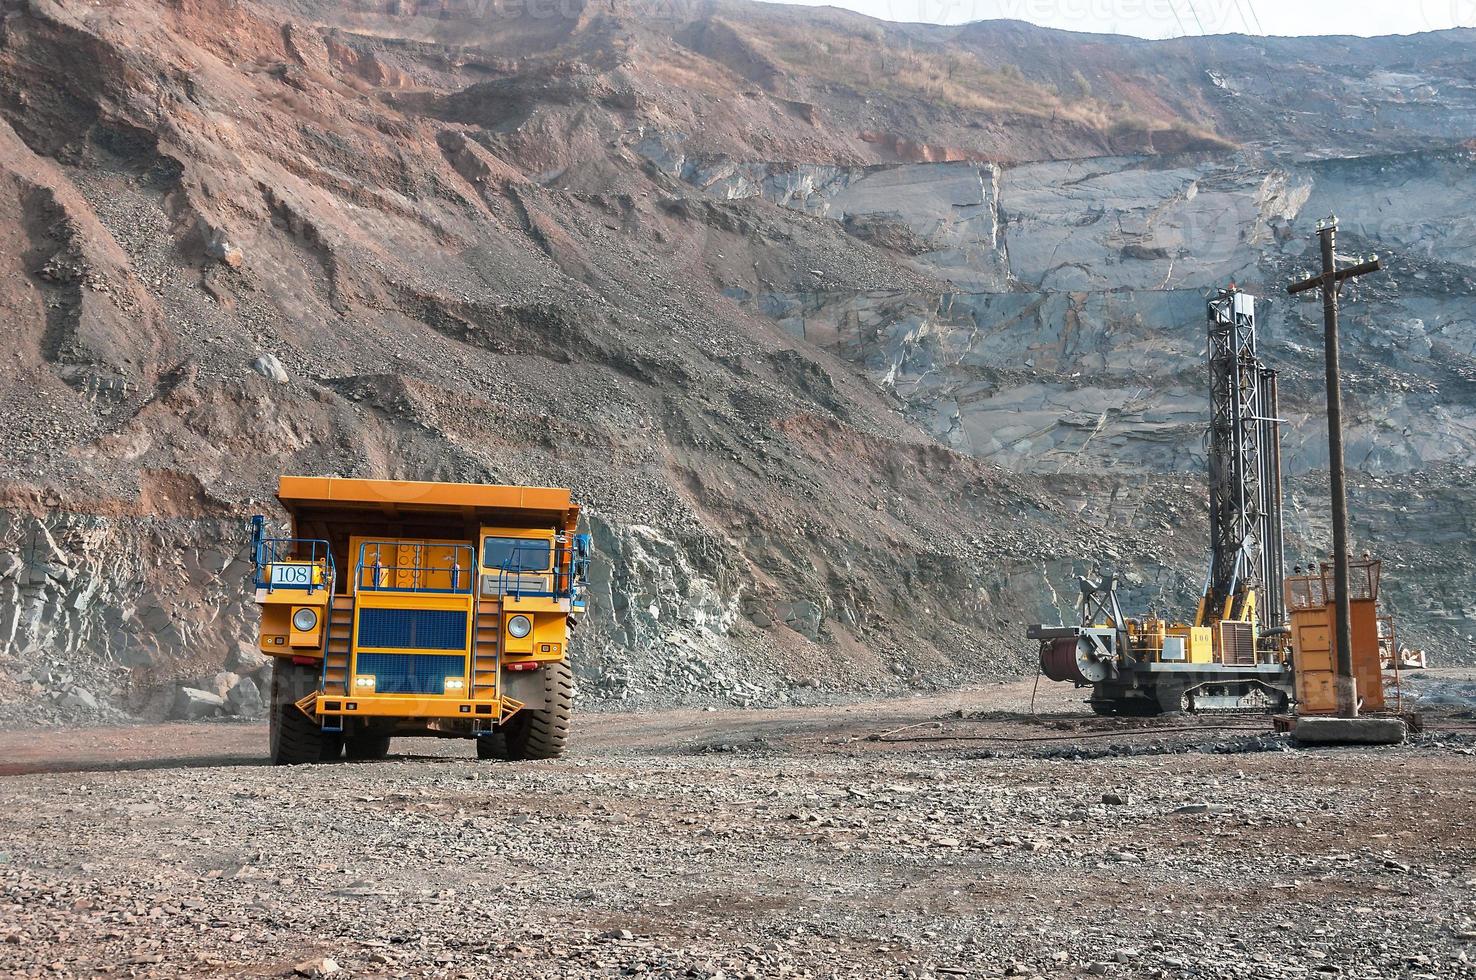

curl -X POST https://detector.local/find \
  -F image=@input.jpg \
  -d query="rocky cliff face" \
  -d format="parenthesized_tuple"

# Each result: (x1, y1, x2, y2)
(683, 145, 1476, 650)
(0, 0, 1471, 722)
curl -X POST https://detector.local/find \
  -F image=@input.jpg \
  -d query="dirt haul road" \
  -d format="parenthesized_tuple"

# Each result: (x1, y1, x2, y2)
(1, 676, 1474, 980)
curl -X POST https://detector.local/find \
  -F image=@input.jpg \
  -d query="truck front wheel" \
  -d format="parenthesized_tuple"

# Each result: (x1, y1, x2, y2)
(503, 661, 572, 761)
(268, 660, 341, 765)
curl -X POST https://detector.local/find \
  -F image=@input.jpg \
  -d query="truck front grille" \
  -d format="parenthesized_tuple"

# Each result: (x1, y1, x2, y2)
(356, 608, 467, 651)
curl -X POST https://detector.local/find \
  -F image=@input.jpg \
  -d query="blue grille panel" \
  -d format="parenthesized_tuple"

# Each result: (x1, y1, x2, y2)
(356, 608, 467, 651)
(355, 653, 465, 695)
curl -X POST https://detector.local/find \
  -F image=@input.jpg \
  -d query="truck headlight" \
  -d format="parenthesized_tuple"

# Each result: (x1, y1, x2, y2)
(354, 675, 376, 688)
(292, 607, 319, 632)
(507, 614, 532, 638)
(444, 677, 466, 692)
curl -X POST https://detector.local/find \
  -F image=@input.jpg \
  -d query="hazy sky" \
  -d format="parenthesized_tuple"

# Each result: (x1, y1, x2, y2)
(776, 0, 1476, 37)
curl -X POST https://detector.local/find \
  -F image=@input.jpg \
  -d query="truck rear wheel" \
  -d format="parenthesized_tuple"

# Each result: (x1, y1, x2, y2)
(504, 661, 572, 761)
(475, 732, 505, 760)
(269, 660, 340, 765)
(345, 732, 392, 760)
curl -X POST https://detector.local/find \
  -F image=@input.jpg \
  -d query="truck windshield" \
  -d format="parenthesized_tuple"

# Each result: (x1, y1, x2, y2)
(482, 537, 551, 572)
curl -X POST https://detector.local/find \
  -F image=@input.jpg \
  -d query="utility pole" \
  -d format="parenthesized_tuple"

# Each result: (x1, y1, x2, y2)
(1288, 216, 1382, 718)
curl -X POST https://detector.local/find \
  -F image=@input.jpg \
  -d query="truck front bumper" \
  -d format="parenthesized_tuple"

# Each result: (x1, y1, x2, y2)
(313, 693, 523, 722)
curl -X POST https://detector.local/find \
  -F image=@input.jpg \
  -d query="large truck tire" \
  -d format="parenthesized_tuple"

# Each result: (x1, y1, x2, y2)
(269, 660, 341, 765)
(503, 661, 572, 761)
(345, 732, 392, 761)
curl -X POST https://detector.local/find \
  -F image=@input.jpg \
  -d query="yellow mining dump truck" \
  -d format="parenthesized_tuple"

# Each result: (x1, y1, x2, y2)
(249, 477, 590, 765)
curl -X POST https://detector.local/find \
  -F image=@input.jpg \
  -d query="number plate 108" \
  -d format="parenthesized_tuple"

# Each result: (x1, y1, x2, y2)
(270, 564, 314, 586)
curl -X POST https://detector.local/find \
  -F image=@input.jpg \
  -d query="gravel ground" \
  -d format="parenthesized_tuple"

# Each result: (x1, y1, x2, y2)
(1, 676, 1474, 980)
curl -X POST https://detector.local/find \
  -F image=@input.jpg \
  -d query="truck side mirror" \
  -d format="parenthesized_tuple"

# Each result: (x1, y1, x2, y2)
(573, 533, 591, 585)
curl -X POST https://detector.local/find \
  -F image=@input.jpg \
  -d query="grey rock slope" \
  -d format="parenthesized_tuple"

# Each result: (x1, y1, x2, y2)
(663, 144, 1476, 654)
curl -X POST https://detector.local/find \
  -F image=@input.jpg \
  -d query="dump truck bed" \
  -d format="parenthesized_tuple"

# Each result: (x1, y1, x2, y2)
(278, 476, 578, 525)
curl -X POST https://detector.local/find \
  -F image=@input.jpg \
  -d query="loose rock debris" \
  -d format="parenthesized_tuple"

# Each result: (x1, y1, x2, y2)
(1, 681, 1473, 979)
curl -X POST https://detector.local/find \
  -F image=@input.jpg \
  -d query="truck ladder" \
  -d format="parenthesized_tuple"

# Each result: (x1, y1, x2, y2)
(472, 598, 501, 735)
(320, 594, 355, 717)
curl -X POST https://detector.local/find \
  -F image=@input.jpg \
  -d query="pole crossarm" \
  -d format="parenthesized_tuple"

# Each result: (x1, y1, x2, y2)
(1287, 257, 1383, 295)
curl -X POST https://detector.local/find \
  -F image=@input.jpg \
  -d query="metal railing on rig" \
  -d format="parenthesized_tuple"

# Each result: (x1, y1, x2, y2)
(356, 541, 476, 594)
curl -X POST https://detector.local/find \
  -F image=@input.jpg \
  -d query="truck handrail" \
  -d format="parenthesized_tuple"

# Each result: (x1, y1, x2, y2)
(485, 536, 591, 602)
(357, 540, 475, 594)
(251, 526, 336, 596)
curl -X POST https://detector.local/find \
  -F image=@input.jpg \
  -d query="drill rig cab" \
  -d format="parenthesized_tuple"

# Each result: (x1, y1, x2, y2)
(1029, 288, 1295, 714)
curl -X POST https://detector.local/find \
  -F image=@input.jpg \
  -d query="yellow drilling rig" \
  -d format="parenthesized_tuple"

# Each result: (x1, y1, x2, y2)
(1029, 287, 1295, 714)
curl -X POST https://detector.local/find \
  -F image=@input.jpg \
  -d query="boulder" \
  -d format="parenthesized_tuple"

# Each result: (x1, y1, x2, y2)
(250, 353, 288, 383)
(225, 676, 264, 718)
(173, 686, 225, 720)
(136, 602, 172, 634)
(60, 687, 99, 711)
(226, 641, 271, 676)
(779, 600, 824, 641)
(114, 633, 158, 668)
(205, 233, 244, 268)
(209, 671, 240, 698)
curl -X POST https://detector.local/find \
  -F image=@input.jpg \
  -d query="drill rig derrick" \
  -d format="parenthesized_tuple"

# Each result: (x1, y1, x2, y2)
(1198, 287, 1286, 638)
(1028, 287, 1295, 715)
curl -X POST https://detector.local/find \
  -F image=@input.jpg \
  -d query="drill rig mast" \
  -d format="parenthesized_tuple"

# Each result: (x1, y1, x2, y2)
(1199, 288, 1286, 634)
(1028, 287, 1294, 714)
